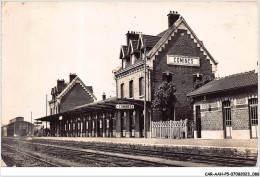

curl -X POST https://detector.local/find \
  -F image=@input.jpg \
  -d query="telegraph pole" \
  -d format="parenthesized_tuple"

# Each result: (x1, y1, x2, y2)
(46, 94, 48, 116)
(143, 39, 147, 138)
(46, 94, 48, 136)
(31, 111, 32, 137)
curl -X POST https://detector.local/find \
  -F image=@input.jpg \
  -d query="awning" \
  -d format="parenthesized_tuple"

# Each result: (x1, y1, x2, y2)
(36, 97, 150, 121)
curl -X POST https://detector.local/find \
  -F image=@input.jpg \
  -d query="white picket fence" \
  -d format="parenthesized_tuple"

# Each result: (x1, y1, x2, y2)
(152, 119, 194, 139)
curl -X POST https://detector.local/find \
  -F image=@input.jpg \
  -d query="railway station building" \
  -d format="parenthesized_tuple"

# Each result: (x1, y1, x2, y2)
(114, 11, 217, 124)
(37, 11, 218, 138)
(187, 71, 258, 139)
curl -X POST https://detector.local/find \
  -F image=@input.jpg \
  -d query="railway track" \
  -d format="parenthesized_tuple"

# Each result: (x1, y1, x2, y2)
(2, 137, 257, 167)
(2, 138, 176, 167)
(29, 138, 257, 167)
(1, 144, 60, 167)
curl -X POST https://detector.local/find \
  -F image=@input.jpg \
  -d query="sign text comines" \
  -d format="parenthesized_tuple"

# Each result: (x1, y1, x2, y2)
(167, 55, 200, 67)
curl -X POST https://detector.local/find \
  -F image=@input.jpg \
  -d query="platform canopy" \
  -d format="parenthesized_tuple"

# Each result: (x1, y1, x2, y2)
(36, 97, 150, 121)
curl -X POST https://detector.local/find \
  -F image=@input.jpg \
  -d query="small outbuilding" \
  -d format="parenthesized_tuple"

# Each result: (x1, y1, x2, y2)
(1, 117, 34, 137)
(187, 71, 258, 139)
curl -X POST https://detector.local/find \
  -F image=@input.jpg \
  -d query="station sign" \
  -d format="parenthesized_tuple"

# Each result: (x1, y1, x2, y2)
(34, 122, 42, 124)
(116, 104, 134, 109)
(167, 55, 200, 67)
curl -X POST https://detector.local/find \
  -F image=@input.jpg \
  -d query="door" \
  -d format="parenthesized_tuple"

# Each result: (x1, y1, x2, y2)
(249, 98, 258, 139)
(223, 101, 232, 138)
(195, 106, 201, 138)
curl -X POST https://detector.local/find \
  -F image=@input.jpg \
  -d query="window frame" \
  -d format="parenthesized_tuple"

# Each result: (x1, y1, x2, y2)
(129, 80, 134, 98)
(120, 83, 124, 98)
(139, 77, 144, 97)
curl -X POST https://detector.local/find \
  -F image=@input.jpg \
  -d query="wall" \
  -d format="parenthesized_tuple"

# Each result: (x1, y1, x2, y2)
(60, 83, 95, 113)
(6, 122, 34, 136)
(116, 66, 151, 101)
(152, 29, 214, 121)
(193, 88, 257, 139)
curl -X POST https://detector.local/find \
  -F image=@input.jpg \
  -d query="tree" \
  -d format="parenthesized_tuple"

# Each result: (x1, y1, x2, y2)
(152, 81, 177, 121)
(194, 74, 215, 89)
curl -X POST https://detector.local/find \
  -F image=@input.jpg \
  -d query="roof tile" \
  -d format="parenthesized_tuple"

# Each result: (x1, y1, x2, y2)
(187, 71, 258, 97)
(142, 35, 161, 48)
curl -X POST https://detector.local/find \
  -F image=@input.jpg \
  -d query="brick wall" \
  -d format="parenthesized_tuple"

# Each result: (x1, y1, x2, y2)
(152, 29, 214, 121)
(193, 88, 257, 137)
(232, 107, 250, 130)
(60, 83, 95, 113)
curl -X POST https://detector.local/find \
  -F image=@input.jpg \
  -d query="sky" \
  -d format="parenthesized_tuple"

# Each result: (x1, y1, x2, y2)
(2, 1, 258, 125)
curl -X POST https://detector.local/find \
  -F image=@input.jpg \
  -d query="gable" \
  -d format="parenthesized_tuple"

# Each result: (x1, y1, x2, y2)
(147, 17, 218, 73)
(59, 83, 95, 113)
(57, 76, 97, 101)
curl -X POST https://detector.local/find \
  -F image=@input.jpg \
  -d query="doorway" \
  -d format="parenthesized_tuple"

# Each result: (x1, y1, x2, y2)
(223, 101, 232, 139)
(195, 105, 201, 138)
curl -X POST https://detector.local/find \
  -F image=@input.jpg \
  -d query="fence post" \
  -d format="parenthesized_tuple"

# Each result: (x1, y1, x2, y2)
(152, 121, 154, 138)
(170, 120, 172, 139)
(160, 121, 162, 138)
(151, 121, 153, 138)
(180, 120, 183, 138)
(185, 119, 188, 138)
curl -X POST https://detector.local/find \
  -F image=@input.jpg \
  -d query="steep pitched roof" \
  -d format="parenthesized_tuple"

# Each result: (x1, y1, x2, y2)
(147, 16, 218, 73)
(157, 29, 168, 37)
(143, 35, 162, 48)
(187, 71, 258, 97)
(137, 34, 161, 49)
(131, 40, 138, 52)
(128, 40, 138, 54)
(57, 76, 97, 100)
(86, 86, 93, 93)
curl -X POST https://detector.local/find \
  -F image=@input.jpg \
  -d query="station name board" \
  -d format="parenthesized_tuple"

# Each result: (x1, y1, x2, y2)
(167, 55, 200, 67)
(116, 104, 134, 109)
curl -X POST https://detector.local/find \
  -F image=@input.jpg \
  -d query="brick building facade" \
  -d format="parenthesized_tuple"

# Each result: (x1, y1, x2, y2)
(188, 71, 258, 139)
(114, 11, 218, 124)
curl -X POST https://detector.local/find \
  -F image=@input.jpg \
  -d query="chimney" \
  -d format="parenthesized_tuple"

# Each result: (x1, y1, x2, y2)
(69, 73, 77, 82)
(126, 31, 139, 46)
(167, 11, 180, 28)
(102, 92, 106, 101)
(57, 79, 66, 93)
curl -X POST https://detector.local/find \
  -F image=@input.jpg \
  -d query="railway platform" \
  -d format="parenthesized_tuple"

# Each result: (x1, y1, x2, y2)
(33, 137, 258, 158)
(34, 137, 258, 149)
